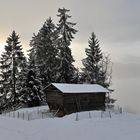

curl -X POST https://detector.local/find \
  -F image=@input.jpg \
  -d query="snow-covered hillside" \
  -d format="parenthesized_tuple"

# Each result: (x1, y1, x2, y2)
(0, 106, 140, 140)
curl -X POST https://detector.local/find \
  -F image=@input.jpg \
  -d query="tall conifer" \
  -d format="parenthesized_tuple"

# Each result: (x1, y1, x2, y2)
(56, 8, 77, 83)
(82, 32, 103, 84)
(29, 17, 58, 86)
(82, 32, 112, 88)
(0, 31, 26, 108)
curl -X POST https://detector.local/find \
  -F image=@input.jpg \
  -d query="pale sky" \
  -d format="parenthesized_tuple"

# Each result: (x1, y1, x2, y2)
(1, 0, 140, 113)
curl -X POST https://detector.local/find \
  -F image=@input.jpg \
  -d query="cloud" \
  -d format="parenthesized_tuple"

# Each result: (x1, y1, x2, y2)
(1, 0, 140, 48)
(113, 62, 140, 80)
(57, 0, 140, 45)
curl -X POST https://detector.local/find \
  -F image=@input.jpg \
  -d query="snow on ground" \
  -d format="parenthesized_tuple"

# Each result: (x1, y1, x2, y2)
(15, 105, 49, 113)
(1, 106, 140, 140)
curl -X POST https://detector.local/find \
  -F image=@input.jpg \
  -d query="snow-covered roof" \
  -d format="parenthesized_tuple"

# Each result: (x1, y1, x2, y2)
(50, 83, 110, 93)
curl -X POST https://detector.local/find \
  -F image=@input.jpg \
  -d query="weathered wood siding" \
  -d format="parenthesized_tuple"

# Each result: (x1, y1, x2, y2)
(45, 85, 63, 111)
(63, 93, 105, 114)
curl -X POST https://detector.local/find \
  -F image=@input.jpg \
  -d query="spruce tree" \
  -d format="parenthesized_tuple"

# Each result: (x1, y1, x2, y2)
(0, 31, 26, 109)
(29, 17, 58, 86)
(82, 32, 103, 84)
(20, 69, 44, 107)
(56, 8, 77, 83)
(82, 32, 112, 88)
(0, 52, 11, 95)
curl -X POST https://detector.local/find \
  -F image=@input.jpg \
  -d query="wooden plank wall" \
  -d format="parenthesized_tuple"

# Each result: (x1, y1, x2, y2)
(63, 93, 105, 113)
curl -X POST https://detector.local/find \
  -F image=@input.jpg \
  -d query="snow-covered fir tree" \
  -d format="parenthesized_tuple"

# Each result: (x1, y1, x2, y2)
(20, 68, 44, 107)
(0, 51, 12, 110)
(81, 32, 112, 87)
(56, 8, 77, 83)
(0, 31, 26, 109)
(81, 32, 103, 84)
(29, 17, 58, 87)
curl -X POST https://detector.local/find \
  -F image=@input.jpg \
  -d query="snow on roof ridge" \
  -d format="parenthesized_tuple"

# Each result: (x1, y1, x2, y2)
(51, 83, 110, 93)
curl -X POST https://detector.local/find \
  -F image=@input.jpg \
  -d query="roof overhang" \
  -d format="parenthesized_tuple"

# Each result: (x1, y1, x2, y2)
(45, 83, 111, 94)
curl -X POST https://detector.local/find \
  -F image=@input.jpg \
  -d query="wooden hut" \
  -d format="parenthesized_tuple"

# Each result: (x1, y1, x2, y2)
(44, 83, 110, 116)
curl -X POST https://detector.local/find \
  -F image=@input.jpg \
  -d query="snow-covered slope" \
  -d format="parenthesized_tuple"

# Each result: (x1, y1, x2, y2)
(0, 107, 140, 140)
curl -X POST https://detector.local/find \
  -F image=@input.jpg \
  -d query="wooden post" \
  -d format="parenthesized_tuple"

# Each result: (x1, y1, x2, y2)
(37, 108, 39, 115)
(42, 112, 43, 119)
(109, 111, 111, 118)
(75, 112, 79, 121)
(17, 112, 19, 118)
(120, 107, 122, 114)
(101, 111, 103, 118)
(89, 112, 91, 119)
(118, 106, 120, 113)
(25, 111, 27, 120)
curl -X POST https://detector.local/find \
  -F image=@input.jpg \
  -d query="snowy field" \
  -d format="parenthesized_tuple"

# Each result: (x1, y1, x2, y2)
(1, 106, 140, 140)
